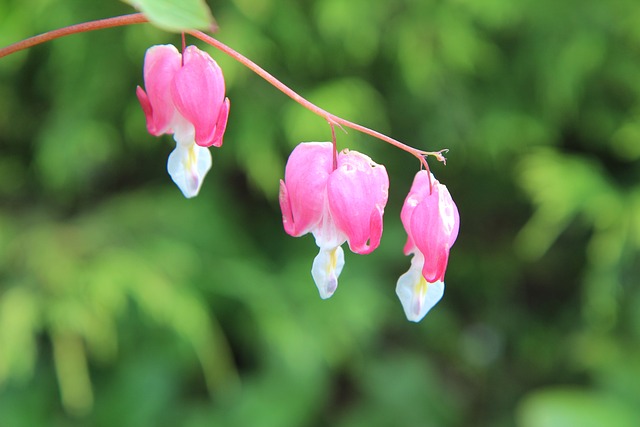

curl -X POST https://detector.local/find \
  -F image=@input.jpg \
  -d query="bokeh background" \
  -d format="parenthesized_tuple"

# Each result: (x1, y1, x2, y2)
(1, 0, 640, 425)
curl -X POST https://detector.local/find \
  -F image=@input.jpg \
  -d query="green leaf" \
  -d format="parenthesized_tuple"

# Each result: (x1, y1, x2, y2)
(125, 0, 215, 32)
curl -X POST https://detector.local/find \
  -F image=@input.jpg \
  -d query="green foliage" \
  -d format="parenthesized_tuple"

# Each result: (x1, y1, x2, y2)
(125, 0, 215, 32)
(517, 388, 640, 427)
(0, 0, 639, 426)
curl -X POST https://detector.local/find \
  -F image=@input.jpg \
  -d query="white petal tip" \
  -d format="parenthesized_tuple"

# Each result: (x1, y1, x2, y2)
(311, 246, 345, 300)
(396, 266, 444, 322)
(167, 144, 212, 198)
(318, 280, 337, 299)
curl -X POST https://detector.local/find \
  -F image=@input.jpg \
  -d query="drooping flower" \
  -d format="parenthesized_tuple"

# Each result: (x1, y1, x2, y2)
(136, 44, 230, 198)
(396, 170, 460, 322)
(279, 142, 389, 298)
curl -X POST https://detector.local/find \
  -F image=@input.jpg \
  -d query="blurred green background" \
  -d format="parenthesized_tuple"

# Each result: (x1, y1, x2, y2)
(1, 0, 640, 426)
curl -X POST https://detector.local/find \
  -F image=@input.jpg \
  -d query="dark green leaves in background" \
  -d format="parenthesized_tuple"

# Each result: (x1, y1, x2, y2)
(0, 0, 639, 426)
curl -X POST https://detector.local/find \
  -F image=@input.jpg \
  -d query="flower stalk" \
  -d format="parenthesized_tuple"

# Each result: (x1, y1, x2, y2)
(0, 13, 147, 59)
(0, 13, 447, 169)
(188, 29, 446, 169)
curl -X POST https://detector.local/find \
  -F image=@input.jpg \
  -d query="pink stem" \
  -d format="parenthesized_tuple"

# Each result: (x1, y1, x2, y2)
(188, 30, 444, 170)
(0, 12, 446, 168)
(181, 32, 186, 66)
(0, 13, 148, 59)
(329, 121, 338, 170)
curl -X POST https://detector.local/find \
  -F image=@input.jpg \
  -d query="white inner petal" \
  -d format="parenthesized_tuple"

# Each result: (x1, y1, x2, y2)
(396, 253, 444, 322)
(167, 142, 212, 198)
(171, 114, 196, 147)
(311, 246, 345, 299)
(312, 195, 347, 249)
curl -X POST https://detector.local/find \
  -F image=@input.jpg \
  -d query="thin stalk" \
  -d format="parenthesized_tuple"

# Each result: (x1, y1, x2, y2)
(330, 121, 338, 170)
(0, 12, 447, 168)
(188, 30, 446, 169)
(0, 13, 147, 59)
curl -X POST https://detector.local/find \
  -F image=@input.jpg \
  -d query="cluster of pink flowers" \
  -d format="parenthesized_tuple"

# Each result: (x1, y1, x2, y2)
(137, 44, 460, 322)
(279, 145, 459, 322)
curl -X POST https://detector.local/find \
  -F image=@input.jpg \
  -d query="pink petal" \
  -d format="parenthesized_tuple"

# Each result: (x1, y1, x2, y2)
(281, 142, 334, 237)
(327, 150, 389, 255)
(205, 97, 230, 148)
(279, 179, 295, 236)
(400, 170, 432, 255)
(136, 86, 153, 127)
(140, 44, 182, 135)
(405, 176, 459, 282)
(171, 46, 226, 147)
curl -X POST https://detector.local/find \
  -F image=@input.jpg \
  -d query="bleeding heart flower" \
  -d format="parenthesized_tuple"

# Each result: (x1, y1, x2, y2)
(279, 142, 389, 298)
(136, 44, 230, 198)
(396, 170, 460, 322)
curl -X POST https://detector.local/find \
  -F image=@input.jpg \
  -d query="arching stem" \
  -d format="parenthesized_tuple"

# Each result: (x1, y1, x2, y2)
(0, 13, 147, 59)
(0, 12, 448, 168)
(188, 30, 447, 169)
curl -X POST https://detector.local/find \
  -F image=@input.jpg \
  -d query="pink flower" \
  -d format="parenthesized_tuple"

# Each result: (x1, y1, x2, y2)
(136, 44, 230, 198)
(279, 142, 389, 298)
(397, 171, 460, 322)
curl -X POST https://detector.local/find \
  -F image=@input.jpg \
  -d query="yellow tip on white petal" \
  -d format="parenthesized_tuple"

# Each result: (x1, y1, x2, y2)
(396, 257, 444, 322)
(311, 246, 345, 299)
